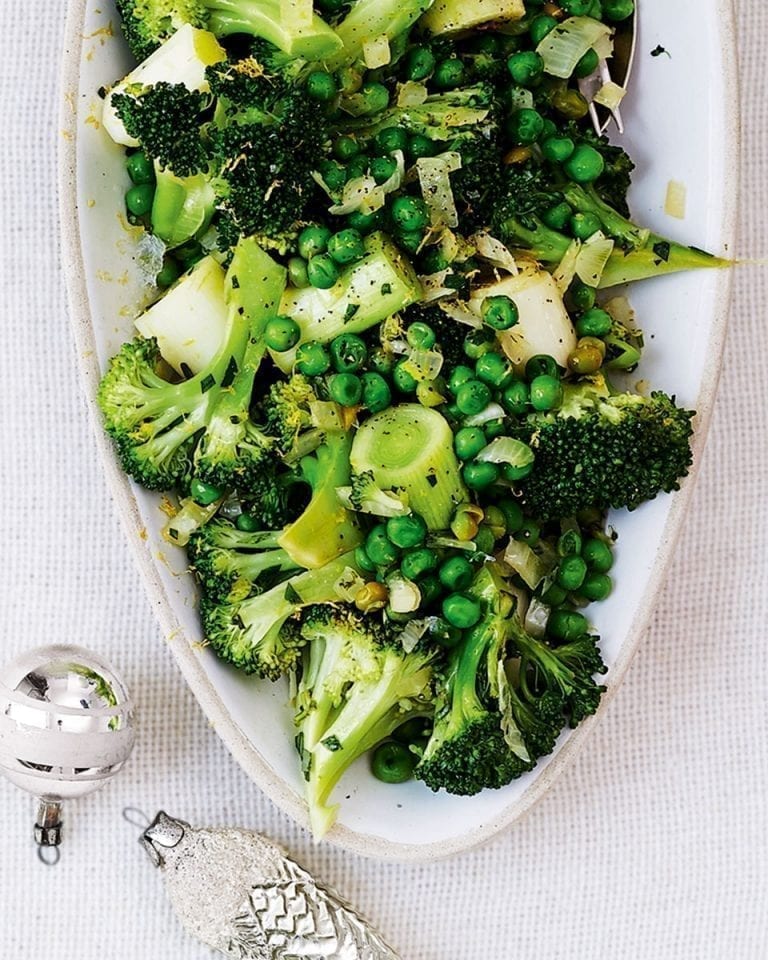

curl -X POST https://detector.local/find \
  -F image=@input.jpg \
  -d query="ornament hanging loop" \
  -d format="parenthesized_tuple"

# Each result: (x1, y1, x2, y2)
(35, 798, 63, 848)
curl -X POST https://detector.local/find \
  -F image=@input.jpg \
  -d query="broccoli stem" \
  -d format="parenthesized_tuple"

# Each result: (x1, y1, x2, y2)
(206, 0, 343, 59)
(326, 0, 435, 71)
(599, 243, 731, 288)
(278, 432, 363, 568)
(420, 0, 525, 35)
(339, 87, 492, 141)
(151, 166, 216, 249)
(500, 217, 574, 265)
(350, 404, 467, 531)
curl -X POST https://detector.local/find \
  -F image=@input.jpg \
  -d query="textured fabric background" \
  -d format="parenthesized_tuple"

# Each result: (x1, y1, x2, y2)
(0, 4, 766, 959)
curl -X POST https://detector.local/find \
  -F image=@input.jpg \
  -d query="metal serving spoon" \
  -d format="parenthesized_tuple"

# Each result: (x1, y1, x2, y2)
(578, 6, 638, 136)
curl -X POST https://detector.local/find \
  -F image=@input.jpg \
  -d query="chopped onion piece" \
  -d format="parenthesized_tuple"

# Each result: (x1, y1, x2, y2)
(427, 535, 478, 552)
(401, 348, 444, 382)
(387, 575, 422, 614)
(593, 80, 626, 111)
(329, 150, 404, 215)
(593, 32, 614, 60)
(665, 179, 687, 220)
(553, 239, 581, 294)
(417, 153, 462, 228)
(575, 231, 615, 286)
(439, 299, 482, 329)
(472, 232, 519, 274)
(309, 400, 344, 431)
(334, 567, 366, 603)
(163, 496, 221, 546)
(398, 617, 432, 653)
(508, 87, 534, 111)
(464, 402, 506, 427)
(503, 538, 552, 590)
(397, 80, 428, 107)
(363, 35, 391, 69)
(418, 269, 455, 302)
(524, 597, 550, 639)
(477, 437, 534, 468)
(536, 16, 614, 79)
(604, 295, 640, 334)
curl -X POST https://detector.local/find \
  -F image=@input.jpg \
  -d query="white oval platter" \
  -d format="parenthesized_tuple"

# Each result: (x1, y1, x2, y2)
(59, 0, 739, 861)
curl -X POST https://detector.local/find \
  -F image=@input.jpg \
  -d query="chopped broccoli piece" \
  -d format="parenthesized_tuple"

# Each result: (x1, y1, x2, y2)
(188, 519, 300, 602)
(201, 552, 358, 677)
(263, 374, 322, 456)
(292, 604, 437, 837)
(341, 470, 410, 518)
(513, 378, 695, 520)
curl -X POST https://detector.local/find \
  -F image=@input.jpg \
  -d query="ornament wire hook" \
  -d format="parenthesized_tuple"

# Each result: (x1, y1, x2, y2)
(37, 845, 60, 867)
(122, 806, 152, 829)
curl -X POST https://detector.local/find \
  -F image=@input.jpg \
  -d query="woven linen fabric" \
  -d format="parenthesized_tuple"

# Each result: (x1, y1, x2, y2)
(0, 4, 766, 959)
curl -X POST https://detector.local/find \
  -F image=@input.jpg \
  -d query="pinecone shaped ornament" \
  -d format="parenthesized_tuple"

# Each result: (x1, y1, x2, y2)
(142, 812, 400, 960)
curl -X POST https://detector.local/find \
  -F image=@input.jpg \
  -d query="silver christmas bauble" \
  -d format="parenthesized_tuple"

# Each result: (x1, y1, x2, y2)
(0, 645, 134, 848)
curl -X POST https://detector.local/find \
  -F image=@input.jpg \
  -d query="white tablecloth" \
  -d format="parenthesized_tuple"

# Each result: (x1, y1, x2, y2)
(1, 4, 766, 958)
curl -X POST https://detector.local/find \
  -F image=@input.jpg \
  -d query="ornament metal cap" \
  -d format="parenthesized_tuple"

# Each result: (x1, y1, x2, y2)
(0, 644, 135, 859)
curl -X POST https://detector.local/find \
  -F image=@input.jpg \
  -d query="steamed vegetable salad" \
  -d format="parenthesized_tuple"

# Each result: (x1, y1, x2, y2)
(98, 0, 722, 837)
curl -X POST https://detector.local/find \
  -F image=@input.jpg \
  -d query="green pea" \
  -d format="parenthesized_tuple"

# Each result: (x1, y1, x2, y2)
(125, 183, 154, 217)
(328, 229, 365, 266)
(581, 572, 613, 601)
(375, 126, 409, 154)
(442, 593, 481, 629)
(515, 519, 540, 546)
(297, 225, 332, 260)
(354, 544, 378, 573)
(540, 582, 567, 607)
(463, 328, 495, 360)
(332, 136, 360, 162)
(393, 361, 418, 393)
(602, 0, 635, 20)
(484, 418, 506, 440)
(499, 498, 524, 533)
(391, 195, 430, 232)
(454, 426, 487, 461)
(295, 341, 330, 377)
(463, 461, 500, 490)
(574, 48, 600, 78)
(306, 70, 338, 102)
(284, 257, 307, 290)
(428, 617, 463, 648)
(346, 209, 381, 235)
(418, 574, 443, 607)
(448, 365, 475, 395)
(407, 133, 436, 160)
(556, 555, 588, 591)
(542, 201, 573, 231)
(576, 307, 613, 338)
(189, 477, 223, 506)
(369, 347, 394, 376)
(370, 155, 398, 185)
(126, 150, 154, 185)
(508, 108, 545, 145)
(361, 372, 392, 413)
(386, 514, 427, 550)
(570, 212, 603, 240)
(307, 254, 340, 289)
(345, 155, 369, 180)
(264, 315, 301, 352)
(482, 295, 519, 331)
(420, 248, 450, 274)
(530, 14, 558, 45)
(404, 45, 436, 82)
(564, 144, 606, 183)
(456, 379, 492, 416)
(529, 374, 563, 411)
(355, 81, 390, 115)
(568, 280, 597, 313)
(475, 352, 513, 388)
(502, 380, 530, 416)
(371, 740, 416, 783)
(439, 556, 474, 592)
(582, 537, 613, 573)
(542, 136, 576, 164)
(432, 57, 465, 89)
(397, 229, 425, 255)
(366, 523, 401, 567)
(507, 51, 544, 86)
(525, 355, 559, 380)
(406, 321, 436, 350)
(558, 529, 583, 557)
(401, 547, 439, 580)
(235, 512, 259, 532)
(156, 257, 181, 289)
(328, 372, 362, 407)
(474, 524, 496, 555)
(316, 160, 347, 193)
(550, 87, 590, 120)
(175, 240, 203, 269)
(548, 608, 589, 642)
(568, 342, 604, 375)
(502, 460, 534, 482)
(329, 333, 367, 373)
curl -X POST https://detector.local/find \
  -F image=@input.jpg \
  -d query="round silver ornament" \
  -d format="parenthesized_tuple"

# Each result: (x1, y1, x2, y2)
(0, 644, 134, 854)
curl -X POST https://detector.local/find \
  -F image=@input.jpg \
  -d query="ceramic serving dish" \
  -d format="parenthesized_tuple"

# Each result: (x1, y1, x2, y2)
(59, 0, 739, 861)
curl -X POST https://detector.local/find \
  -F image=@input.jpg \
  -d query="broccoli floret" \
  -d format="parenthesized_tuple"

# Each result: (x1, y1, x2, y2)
(262, 374, 321, 455)
(112, 82, 211, 176)
(292, 604, 437, 838)
(417, 569, 532, 796)
(115, 0, 342, 63)
(447, 127, 505, 232)
(401, 302, 466, 369)
(188, 518, 300, 602)
(507, 615, 607, 728)
(342, 470, 410, 518)
(513, 379, 695, 520)
(200, 552, 358, 678)
(241, 462, 308, 529)
(491, 161, 570, 264)
(564, 124, 635, 216)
